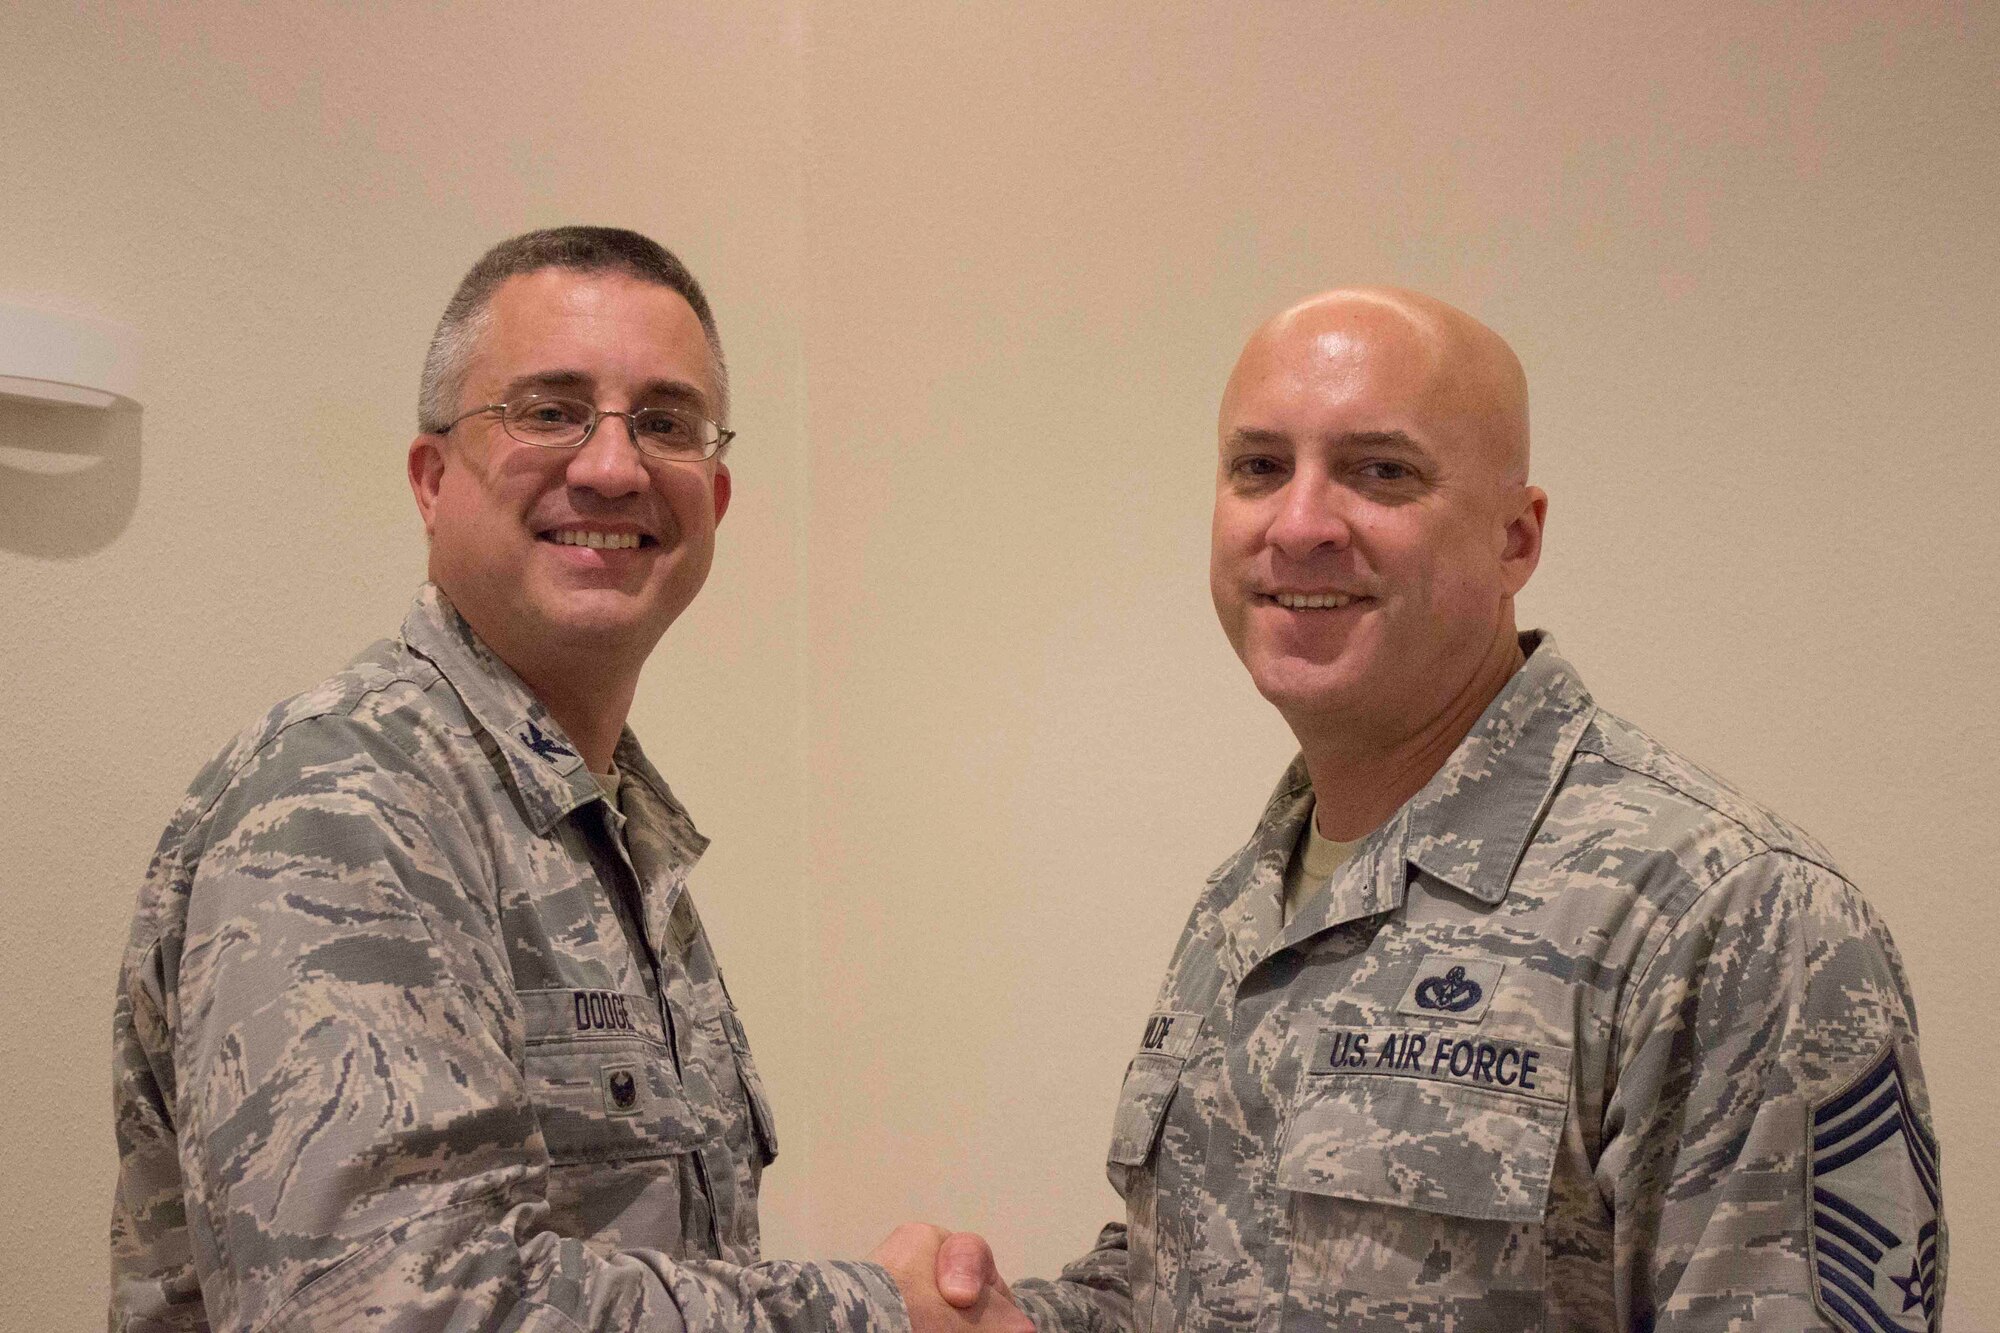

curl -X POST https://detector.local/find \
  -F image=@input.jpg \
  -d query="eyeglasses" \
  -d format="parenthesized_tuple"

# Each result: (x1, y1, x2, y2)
(437, 394, 734, 461)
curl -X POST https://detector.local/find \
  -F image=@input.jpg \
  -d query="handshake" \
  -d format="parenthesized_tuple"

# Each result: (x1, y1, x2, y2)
(869, 1223, 1037, 1333)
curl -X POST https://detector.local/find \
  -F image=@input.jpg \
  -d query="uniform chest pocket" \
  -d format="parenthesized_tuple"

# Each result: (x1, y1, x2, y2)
(1275, 1025, 1572, 1327)
(718, 1004, 778, 1166)
(519, 988, 708, 1166)
(1108, 1056, 1183, 1168)
(1105, 1010, 1206, 1333)
(1107, 1008, 1204, 1168)
(1283, 1025, 1571, 1219)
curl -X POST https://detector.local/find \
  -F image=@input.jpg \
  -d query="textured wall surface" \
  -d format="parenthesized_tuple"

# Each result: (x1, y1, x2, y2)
(3, 3, 1992, 1328)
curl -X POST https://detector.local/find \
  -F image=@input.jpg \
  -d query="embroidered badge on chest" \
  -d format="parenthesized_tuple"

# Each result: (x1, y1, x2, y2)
(1810, 1046, 1940, 1333)
(603, 1064, 643, 1116)
(1395, 956, 1505, 1023)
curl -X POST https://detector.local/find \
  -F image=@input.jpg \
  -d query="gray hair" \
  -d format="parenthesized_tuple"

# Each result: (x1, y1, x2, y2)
(417, 226, 728, 434)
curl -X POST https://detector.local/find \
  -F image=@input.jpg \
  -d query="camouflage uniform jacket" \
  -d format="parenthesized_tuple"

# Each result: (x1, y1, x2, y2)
(110, 586, 908, 1333)
(1016, 634, 1941, 1333)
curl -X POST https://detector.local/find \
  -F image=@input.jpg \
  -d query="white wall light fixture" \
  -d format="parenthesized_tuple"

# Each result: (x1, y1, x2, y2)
(0, 301, 141, 409)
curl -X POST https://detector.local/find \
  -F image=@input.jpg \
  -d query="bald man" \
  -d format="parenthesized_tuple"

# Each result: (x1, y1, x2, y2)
(1011, 291, 1942, 1331)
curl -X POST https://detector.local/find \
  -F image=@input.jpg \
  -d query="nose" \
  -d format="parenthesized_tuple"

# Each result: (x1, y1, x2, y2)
(1265, 470, 1353, 560)
(564, 412, 651, 499)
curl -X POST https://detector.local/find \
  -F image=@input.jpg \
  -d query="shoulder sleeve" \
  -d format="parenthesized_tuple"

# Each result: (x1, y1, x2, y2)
(1599, 849, 1943, 1331)
(125, 713, 908, 1333)
(113, 931, 210, 1330)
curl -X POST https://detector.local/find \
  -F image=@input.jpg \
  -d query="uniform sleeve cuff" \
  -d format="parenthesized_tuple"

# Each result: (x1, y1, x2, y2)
(1009, 1281, 1063, 1332)
(823, 1259, 912, 1333)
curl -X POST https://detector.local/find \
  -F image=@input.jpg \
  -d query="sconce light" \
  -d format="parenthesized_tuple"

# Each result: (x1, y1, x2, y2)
(0, 301, 141, 409)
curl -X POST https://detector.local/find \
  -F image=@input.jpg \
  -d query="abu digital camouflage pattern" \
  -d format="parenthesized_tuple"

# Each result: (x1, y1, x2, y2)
(1014, 634, 1941, 1332)
(111, 586, 908, 1333)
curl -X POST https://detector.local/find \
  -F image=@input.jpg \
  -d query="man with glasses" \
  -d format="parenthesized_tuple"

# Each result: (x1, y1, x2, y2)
(110, 227, 1031, 1333)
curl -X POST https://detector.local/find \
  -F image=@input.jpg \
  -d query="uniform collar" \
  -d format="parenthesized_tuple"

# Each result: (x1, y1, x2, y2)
(1216, 631, 1594, 977)
(397, 583, 708, 865)
(1398, 631, 1595, 905)
(609, 727, 711, 872)
(1212, 761, 1314, 982)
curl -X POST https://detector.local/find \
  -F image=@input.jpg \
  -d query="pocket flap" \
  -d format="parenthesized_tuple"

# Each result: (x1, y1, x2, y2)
(1107, 1056, 1183, 1167)
(1278, 1025, 1571, 1223)
(1106, 1008, 1204, 1168)
(720, 1005, 779, 1164)
(520, 986, 669, 1048)
(518, 987, 707, 1164)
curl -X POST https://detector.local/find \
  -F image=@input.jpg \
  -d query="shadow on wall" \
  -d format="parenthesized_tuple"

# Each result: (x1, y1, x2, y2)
(0, 395, 141, 557)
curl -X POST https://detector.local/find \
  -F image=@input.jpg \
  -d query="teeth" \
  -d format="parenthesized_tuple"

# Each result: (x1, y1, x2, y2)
(1274, 592, 1354, 610)
(552, 530, 641, 550)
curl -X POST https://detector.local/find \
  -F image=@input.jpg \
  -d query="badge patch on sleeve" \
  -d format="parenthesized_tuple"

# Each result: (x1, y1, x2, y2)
(1394, 956, 1504, 1023)
(1810, 1045, 1940, 1333)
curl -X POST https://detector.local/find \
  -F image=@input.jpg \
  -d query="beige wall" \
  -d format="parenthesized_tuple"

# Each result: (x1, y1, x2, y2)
(3, 2, 1991, 1328)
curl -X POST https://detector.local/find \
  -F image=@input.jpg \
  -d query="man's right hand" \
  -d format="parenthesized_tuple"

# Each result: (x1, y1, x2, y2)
(869, 1223, 1035, 1333)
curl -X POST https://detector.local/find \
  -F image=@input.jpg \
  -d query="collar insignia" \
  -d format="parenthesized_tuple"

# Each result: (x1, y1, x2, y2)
(518, 719, 576, 764)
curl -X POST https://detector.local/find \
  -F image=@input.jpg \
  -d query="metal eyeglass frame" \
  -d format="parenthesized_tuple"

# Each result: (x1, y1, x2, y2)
(435, 394, 735, 461)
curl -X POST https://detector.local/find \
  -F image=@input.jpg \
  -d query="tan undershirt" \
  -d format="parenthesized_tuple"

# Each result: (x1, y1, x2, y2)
(1281, 802, 1362, 925)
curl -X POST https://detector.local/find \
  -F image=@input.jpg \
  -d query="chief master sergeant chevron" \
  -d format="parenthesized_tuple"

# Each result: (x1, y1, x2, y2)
(108, 227, 1034, 1333)
(1010, 289, 1943, 1331)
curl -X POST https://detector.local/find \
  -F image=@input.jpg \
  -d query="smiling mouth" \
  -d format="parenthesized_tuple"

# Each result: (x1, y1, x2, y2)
(540, 529, 655, 551)
(1267, 592, 1364, 610)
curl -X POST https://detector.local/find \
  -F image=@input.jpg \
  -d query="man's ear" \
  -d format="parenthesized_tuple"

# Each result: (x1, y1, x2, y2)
(408, 435, 446, 535)
(1500, 485, 1547, 594)
(710, 461, 731, 526)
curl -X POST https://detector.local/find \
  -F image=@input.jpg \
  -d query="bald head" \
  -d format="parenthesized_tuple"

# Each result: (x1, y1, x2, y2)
(1209, 285, 1547, 761)
(1224, 287, 1531, 485)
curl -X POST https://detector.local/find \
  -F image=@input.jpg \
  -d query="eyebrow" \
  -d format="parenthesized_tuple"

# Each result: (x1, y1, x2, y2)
(1340, 429, 1426, 454)
(1224, 426, 1428, 453)
(499, 370, 714, 413)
